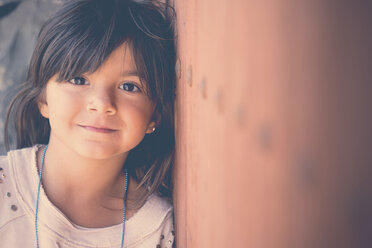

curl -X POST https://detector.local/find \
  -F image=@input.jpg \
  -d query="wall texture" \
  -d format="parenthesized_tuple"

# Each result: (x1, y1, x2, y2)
(173, 1, 372, 247)
(1, 1, 371, 247)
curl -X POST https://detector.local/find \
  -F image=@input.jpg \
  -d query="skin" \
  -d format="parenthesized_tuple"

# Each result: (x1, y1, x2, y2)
(37, 43, 157, 228)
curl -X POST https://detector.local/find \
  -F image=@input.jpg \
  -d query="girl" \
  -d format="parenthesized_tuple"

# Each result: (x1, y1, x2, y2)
(0, 0, 176, 247)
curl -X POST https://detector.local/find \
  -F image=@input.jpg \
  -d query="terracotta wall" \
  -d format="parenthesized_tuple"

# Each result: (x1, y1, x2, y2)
(173, 1, 372, 248)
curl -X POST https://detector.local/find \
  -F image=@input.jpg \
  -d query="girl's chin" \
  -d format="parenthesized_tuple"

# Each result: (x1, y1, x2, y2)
(73, 143, 129, 160)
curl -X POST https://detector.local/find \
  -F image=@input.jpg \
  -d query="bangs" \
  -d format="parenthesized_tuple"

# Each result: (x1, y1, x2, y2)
(36, 0, 132, 85)
(30, 0, 175, 102)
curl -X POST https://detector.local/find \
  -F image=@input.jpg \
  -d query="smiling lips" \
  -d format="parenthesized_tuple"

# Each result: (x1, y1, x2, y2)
(78, 125, 117, 133)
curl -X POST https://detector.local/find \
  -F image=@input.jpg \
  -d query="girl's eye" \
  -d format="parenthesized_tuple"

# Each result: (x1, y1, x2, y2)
(119, 82, 141, 92)
(69, 77, 88, 85)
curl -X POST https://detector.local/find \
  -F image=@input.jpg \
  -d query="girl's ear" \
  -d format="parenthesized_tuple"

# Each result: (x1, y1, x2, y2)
(146, 109, 160, 134)
(38, 99, 49, 119)
(146, 121, 157, 134)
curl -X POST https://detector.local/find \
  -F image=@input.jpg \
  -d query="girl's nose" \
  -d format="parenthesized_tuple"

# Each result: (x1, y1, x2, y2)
(86, 88, 117, 115)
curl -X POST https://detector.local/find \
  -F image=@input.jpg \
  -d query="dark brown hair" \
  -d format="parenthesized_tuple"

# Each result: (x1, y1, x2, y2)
(4, 0, 176, 207)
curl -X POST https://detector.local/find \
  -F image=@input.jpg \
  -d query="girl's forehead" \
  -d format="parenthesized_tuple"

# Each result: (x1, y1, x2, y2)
(81, 42, 149, 92)
(94, 43, 137, 75)
(83, 43, 142, 81)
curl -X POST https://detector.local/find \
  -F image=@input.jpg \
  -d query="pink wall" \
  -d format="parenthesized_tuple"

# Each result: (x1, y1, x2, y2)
(173, 1, 372, 247)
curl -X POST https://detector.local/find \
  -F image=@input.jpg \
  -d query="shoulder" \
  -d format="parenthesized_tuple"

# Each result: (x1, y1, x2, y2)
(0, 154, 8, 168)
(126, 194, 175, 248)
(139, 193, 173, 230)
(6, 145, 39, 163)
(0, 146, 40, 228)
(0, 150, 27, 229)
(146, 193, 173, 214)
(0, 152, 14, 206)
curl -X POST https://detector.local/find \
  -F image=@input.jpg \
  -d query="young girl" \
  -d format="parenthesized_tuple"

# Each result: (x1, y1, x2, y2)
(0, 0, 176, 247)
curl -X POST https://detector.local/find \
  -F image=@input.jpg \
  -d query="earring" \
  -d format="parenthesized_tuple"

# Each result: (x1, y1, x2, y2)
(151, 127, 156, 132)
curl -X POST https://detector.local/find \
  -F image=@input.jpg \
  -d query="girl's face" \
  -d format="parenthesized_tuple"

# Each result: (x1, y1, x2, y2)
(38, 43, 157, 159)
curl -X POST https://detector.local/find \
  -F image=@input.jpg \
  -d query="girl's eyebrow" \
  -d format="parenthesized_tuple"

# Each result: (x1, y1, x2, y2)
(122, 70, 147, 81)
(122, 70, 140, 77)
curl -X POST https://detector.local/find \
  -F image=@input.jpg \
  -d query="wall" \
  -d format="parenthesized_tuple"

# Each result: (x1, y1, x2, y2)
(173, 1, 372, 247)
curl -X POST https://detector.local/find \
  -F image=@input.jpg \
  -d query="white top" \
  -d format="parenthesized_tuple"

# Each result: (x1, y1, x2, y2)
(0, 145, 175, 247)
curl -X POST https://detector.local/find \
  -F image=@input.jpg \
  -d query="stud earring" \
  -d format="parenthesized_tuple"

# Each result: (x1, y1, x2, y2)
(151, 127, 156, 132)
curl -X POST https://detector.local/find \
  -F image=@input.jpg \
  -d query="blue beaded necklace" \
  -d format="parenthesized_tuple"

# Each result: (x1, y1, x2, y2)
(35, 145, 128, 248)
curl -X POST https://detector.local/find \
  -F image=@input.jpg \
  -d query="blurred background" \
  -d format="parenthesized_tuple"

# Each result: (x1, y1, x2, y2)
(0, 0, 66, 154)
(1, 0, 372, 247)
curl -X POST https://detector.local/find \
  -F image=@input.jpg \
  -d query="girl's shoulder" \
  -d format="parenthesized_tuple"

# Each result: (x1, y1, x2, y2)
(0, 146, 37, 229)
(126, 193, 175, 247)
(1, 145, 39, 167)
(141, 193, 173, 217)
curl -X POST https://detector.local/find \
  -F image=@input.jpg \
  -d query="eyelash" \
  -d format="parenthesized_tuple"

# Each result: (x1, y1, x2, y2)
(119, 82, 141, 93)
(68, 77, 141, 93)
(68, 77, 87, 85)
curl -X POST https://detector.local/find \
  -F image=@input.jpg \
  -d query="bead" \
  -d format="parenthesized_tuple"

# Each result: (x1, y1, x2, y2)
(7, 192, 11, 197)
(160, 235, 164, 240)
(2, 173, 5, 178)
(168, 240, 172, 244)
(11, 205, 18, 211)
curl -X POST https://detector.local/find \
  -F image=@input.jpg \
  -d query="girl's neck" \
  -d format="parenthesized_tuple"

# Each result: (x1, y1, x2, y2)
(37, 139, 128, 203)
(36, 140, 143, 227)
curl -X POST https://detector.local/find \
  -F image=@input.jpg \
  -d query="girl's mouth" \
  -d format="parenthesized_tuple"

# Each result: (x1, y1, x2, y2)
(78, 125, 117, 133)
